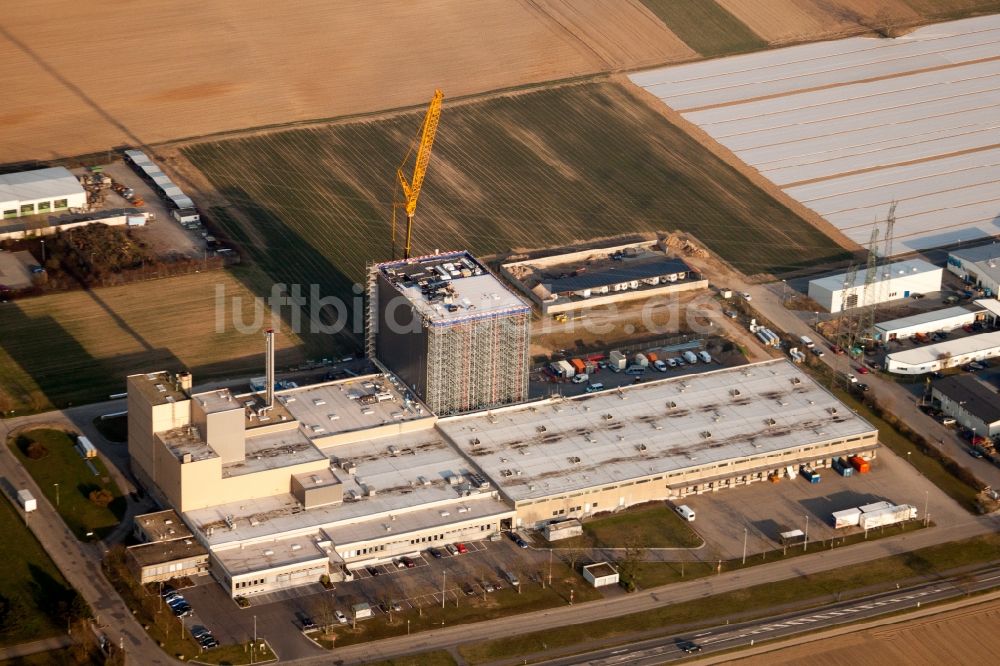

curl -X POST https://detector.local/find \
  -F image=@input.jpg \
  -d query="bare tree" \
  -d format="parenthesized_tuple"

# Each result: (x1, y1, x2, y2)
(616, 534, 644, 593)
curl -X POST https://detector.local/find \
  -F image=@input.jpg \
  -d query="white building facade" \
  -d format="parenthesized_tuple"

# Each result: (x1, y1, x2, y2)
(947, 245, 1000, 295)
(808, 260, 942, 313)
(0, 167, 86, 219)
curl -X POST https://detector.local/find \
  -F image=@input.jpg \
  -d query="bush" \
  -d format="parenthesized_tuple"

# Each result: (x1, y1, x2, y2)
(88, 489, 113, 508)
(25, 441, 49, 460)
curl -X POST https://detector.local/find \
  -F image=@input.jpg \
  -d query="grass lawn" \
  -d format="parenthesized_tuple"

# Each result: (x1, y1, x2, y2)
(0, 267, 310, 415)
(193, 641, 276, 665)
(459, 532, 1000, 664)
(0, 646, 99, 666)
(324, 561, 599, 647)
(555, 502, 702, 549)
(7, 429, 125, 539)
(638, 0, 767, 57)
(0, 494, 85, 648)
(184, 80, 846, 335)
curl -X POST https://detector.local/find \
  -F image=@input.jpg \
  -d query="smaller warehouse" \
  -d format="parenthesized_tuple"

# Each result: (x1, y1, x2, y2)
(0, 167, 87, 219)
(127, 510, 209, 583)
(885, 330, 1000, 374)
(932, 375, 1000, 437)
(808, 259, 942, 313)
(502, 241, 707, 315)
(873, 306, 982, 342)
(583, 562, 619, 588)
(947, 244, 1000, 296)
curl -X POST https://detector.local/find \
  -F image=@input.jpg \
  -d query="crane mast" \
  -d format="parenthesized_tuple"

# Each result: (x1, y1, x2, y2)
(393, 89, 443, 259)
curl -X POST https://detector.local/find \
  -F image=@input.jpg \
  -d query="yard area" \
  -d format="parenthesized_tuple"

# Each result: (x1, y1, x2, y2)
(0, 494, 87, 648)
(182, 80, 846, 332)
(7, 428, 124, 539)
(554, 502, 702, 549)
(0, 267, 310, 415)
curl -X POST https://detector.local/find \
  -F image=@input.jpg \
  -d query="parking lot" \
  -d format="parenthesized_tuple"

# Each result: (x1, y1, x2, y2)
(679, 445, 966, 560)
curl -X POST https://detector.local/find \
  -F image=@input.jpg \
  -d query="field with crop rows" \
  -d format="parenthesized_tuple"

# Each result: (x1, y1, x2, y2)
(0, 268, 308, 414)
(183, 81, 847, 316)
(638, 0, 767, 56)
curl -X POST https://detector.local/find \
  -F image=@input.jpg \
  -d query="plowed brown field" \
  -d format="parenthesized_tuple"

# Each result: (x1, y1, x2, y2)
(732, 597, 1000, 666)
(0, 0, 694, 164)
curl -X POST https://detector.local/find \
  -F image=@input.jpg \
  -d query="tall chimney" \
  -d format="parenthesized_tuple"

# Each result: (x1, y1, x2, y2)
(265, 328, 275, 408)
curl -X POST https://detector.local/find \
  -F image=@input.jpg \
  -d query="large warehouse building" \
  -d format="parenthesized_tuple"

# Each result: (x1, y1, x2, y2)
(128, 358, 875, 598)
(885, 330, 1000, 374)
(808, 259, 942, 313)
(0, 167, 86, 219)
(947, 244, 1000, 295)
(368, 252, 531, 416)
(436, 360, 878, 527)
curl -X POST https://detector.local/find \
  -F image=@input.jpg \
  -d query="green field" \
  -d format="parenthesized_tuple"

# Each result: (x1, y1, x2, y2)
(184, 81, 846, 317)
(0, 493, 85, 648)
(556, 502, 702, 549)
(0, 268, 310, 414)
(639, 0, 768, 56)
(8, 429, 125, 539)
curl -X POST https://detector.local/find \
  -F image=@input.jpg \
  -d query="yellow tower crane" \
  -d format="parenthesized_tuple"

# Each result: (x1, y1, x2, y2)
(393, 89, 443, 260)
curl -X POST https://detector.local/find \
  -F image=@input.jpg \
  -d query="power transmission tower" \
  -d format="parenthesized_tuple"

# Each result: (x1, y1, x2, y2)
(856, 224, 881, 352)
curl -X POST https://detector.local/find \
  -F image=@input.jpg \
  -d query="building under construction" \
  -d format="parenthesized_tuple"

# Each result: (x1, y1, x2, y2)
(367, 251, 530, 416)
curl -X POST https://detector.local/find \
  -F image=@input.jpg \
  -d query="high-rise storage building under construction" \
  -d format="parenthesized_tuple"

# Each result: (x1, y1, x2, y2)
(367, 251, 530, 416)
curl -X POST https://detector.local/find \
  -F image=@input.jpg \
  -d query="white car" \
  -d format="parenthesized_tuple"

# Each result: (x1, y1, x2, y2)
(741, 292, 752, 301)
(335, 610, 348, 624)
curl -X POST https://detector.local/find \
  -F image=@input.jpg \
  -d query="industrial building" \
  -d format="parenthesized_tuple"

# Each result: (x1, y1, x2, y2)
(947, 244, 1000, 295)
(502, 241, 708, 315)
(367, 251, 531, 416)
(885, 330, 1000, 374)
(873, 306, 983, 342)
(124, 149, 195, 210)
(126, 510, 209, 584)
(127, 352, 511, 597)
(931, 375, 1000, 437)
(436, 360, 878, 527)
(808, 259, 942, 313)
(0, 167, 86, 219)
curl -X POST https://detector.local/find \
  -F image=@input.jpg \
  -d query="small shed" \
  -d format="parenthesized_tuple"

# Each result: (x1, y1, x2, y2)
(352, 602, 372, 620)
(543, 518, 583, 541)
(583, 562, 619, 588)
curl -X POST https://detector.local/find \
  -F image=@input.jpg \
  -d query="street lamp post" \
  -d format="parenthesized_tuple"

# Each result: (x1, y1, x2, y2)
(907, 451, 912, 465)
(54, 483, 60, 507)
(804, 515, 810, 551)
(40, 240, 46, 263)
(924, 490, 930, 527)
(442, 569, 446, 609)
(742, 527, 748, 565)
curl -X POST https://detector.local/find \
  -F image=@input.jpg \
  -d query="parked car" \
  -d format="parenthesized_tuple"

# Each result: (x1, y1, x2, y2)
(335, 610, 348, 624)
(296, 613, 316, 631)
(855, 383, 870, 392)
(741, 292, 752, 301)
(446, 544, 459, 556)
(830, 344, 845, 355)
(391, 601, 403, 612)
(456, 543, 468, 554)
(378, 602, 389, 613)
(428, 547, 443, 559)
(393, 559, 406, 569)
(482, 581, 495, 593)
(811, 347, 825, 357)
(464, 584, 477, 596)
(856, 366, 869, 374)
(400, 556, 416, 568)
(160, 584, 177, 599)
(969, 447, 985, 459)
(366, 566, 380, 577)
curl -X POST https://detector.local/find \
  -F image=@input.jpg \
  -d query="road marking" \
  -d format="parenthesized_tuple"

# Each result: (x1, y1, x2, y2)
(800, 618, 816, 623)
(694, 632, 712, 637)
(611, 649, 628, 655)
(828, 611, 844, 616)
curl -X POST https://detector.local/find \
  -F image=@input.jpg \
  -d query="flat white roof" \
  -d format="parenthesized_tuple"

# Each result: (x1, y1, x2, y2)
(437, 360, 876, 502)
(213, 533, 329, 577)
(874, 306, 979, 333)
(886, 330, 1000, 366)
(952, 244, 1000, 285)
(378, 251, 528, 326)
(975, 298, 1000, 317)
(187, 430, 493, 548)
(224, 428, 327, 478)
(0, 167, 85, 204)
(278, 374, 430, 441)
(809, 259, 939, 292)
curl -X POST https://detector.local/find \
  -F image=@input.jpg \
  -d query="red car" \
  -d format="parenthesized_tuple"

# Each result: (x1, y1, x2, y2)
(830, 345, 845, 355)
(456, 543, 468, 554)
(856, 366, 869, 374)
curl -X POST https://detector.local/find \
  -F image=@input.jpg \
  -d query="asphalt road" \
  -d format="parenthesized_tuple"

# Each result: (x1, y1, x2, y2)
(536, 565, 1000, 665)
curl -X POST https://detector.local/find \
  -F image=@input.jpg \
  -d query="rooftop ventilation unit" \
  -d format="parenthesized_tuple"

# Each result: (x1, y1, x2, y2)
(700, 431, 712, 439)
(569, 456, 581, 464)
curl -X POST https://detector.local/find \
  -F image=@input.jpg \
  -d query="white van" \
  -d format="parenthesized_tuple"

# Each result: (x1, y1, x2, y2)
(697, 351, 712, 363)
(682, 350, 698, 364)
(674, 504, 696, 522)
(571, 373, 589, 384)
(799, 335, 815, 349)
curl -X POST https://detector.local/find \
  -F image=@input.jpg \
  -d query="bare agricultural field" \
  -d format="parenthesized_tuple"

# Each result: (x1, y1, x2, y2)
(637, 0, 768, 56)
(0, 268, 308, 414)
(178, 81, 847, 322)
(734, 597, 1000, 666)
(717, 0, 921, 45)
(0, 0, 697, 164)
(905, 0, 1000, 19)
